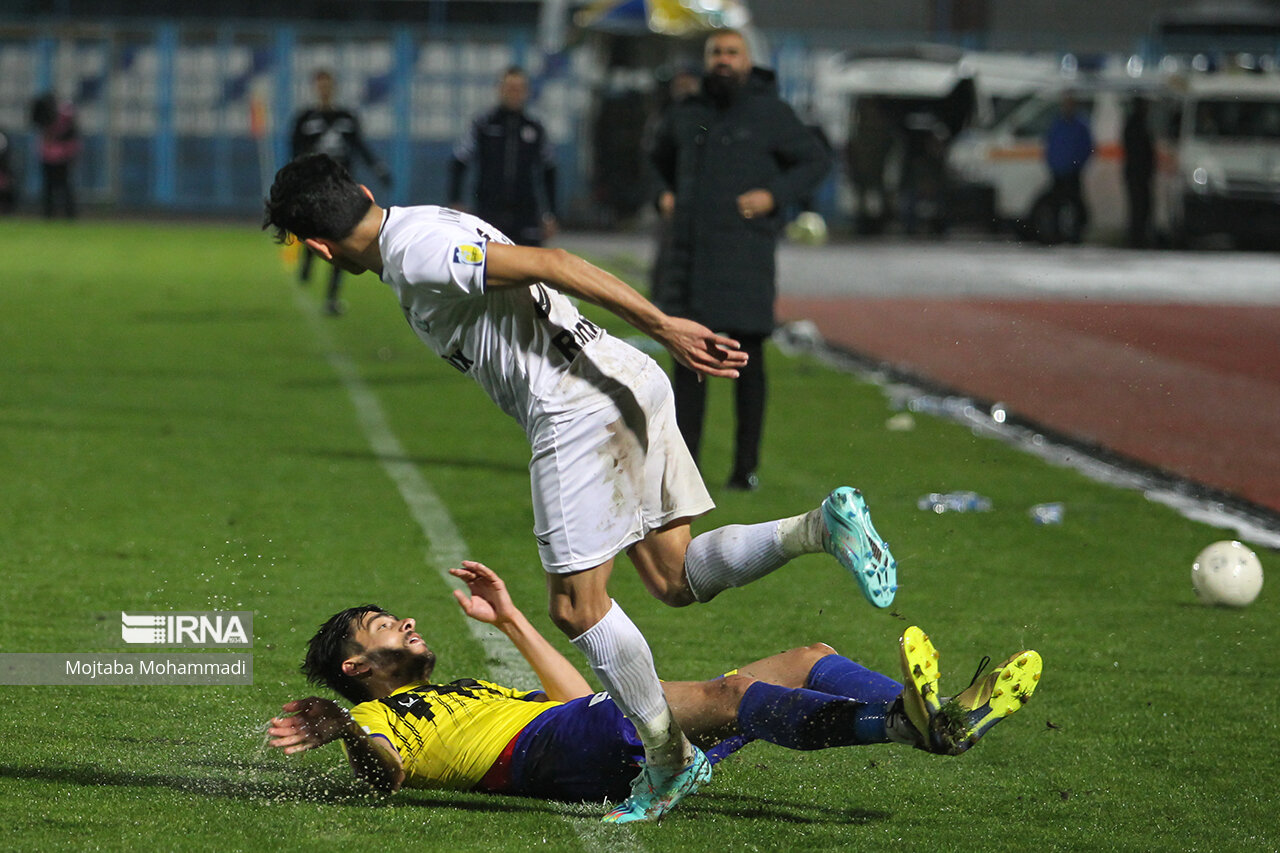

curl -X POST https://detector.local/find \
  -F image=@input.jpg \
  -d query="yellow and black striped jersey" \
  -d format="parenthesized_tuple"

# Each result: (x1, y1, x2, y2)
(349, 678, 558, 790)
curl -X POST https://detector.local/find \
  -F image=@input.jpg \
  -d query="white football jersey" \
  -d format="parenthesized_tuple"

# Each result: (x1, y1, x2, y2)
(378, 205, 650, 431)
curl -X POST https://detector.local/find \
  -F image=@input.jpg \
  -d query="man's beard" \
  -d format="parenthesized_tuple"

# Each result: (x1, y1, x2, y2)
(367, 646, 436, 684)
(704, 70, 743, 105)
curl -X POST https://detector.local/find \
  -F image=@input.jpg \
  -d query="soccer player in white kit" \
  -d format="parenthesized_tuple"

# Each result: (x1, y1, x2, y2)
(263, 153, 898, 823)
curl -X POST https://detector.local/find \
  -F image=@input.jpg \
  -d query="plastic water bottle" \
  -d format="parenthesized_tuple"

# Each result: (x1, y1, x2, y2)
(1029, 502, 1065, 524)
(916, 491, 993, 514)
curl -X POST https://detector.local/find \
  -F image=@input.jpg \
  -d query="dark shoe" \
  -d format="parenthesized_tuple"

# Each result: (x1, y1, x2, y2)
(324, 299, 346, 317)
(725, 472, 759, 491)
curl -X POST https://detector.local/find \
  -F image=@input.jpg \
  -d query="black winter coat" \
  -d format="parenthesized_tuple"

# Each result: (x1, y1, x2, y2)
(650, 68, 830, 334)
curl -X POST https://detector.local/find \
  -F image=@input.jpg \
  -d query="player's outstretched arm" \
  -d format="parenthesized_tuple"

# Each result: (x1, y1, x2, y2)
(267, 697, 405, 793)
(484, 243, 748, 379)
(450, 560, 594, 702)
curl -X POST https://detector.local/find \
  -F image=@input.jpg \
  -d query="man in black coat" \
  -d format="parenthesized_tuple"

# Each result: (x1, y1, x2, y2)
(449, 67, 558, 247)
(650, 29, 830, 491)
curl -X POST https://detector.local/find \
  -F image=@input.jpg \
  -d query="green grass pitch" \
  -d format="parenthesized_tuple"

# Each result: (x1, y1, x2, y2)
(1, 219, 1275, 851)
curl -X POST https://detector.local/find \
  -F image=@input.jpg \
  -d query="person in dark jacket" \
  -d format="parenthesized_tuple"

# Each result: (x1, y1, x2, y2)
(1123, 97, 1156, 249)
(448, 67, 558, 247)
(31, 91, 80, 219)
(650, 29, 830, 491)
(846, 97, 893, 235)
(292, 69, 390, 314)
(0, 128, 15, 214)
(646, 68, 702, 296)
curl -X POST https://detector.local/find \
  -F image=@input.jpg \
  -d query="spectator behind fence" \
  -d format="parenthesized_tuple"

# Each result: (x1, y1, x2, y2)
(31, 92, 80, 219)
(448, 67, 558, 247)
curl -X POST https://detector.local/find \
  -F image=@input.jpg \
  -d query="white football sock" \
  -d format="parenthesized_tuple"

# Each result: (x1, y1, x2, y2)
(776, 507, 827, 557)
(684, 509, 825, 602)
(571, 600, 693, 769)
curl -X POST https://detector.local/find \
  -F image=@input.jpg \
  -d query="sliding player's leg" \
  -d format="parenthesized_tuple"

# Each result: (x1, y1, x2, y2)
(663, 631, 1041, 761)
(662, 669, 901, 755)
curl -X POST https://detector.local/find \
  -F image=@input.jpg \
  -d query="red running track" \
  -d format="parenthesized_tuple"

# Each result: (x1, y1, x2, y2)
(777, 298, 1280, 513)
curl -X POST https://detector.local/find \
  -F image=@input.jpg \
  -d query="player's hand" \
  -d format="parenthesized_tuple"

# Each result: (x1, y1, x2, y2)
(658, 317, 748, 379)
(736, 188, 775, 220)
(267, 697, 351, 754)
(450, 560, 519, 626)
(541, 213, 559, 242)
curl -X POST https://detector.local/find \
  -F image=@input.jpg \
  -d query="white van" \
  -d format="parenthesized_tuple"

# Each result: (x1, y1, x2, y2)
(812, 47, 1067, 234)
(948, 69, 1280, 246)
(1160, 73, 1280, 248)
(946, 76, 1164, 240)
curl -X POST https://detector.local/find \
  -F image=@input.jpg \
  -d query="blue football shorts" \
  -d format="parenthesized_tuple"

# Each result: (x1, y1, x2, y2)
(505, 693, 744, 802)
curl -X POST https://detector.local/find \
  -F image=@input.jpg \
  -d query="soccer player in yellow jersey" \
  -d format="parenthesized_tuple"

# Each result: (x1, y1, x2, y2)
(267, 562, 1042, 803)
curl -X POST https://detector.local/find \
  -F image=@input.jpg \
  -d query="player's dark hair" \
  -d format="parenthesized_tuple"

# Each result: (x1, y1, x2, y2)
(302, 604, 386, 704)
(262, 153, 372, 245)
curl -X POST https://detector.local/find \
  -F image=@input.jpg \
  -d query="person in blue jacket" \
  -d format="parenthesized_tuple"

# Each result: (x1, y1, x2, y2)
(1043, 92, 1094, 244)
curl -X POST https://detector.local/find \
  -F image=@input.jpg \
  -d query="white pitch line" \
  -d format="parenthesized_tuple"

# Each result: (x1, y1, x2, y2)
(293, 290, 529, 687)
(292, 289, 638, 849)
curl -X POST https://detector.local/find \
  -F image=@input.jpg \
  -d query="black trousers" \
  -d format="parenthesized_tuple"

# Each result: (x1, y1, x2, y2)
(1048, 172, 1087, 243)
(41, 162, 75, 218)
(299, 245, 343, 302)
(1125, 175, 1152, 248)
(672, 332, 767, 478)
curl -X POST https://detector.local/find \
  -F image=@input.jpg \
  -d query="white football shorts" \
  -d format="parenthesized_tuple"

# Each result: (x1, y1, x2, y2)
(528, 358, 714, 573)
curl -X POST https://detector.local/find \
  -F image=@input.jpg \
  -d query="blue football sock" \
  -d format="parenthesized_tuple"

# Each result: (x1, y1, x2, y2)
(737, 681, 891, 749)
(805, 653, 903, 704)
(704, 734, 751, 765)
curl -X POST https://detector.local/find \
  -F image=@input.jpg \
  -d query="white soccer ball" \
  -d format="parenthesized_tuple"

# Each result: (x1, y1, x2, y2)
(787, 211, 828, 246)
(1191, 540, 1263, 607)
